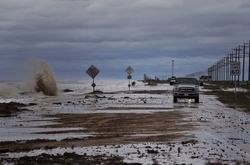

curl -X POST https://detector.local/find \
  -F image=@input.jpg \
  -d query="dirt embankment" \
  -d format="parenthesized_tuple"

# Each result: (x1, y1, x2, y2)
(203, 83, 250, 111)
(0, 102, 33, 117)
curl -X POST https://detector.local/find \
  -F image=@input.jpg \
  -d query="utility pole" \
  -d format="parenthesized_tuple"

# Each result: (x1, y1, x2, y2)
(229, 52, 234, 83)
(223, 58, 226, 81)
(223, 57, 227, 81)
(226, 56, 230, 81)
(237, 45, 241, 84)
(214, 64, 217, 81)
(216, 62, 219, 81)
(172, 60, 174, 77)
(245, 41, 250, 81)
(240, 44, 246, 82)
(249, 41, 250, 81)
(218, 58, 224, 81)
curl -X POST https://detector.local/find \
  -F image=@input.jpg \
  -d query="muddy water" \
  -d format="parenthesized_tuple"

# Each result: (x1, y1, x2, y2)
(0, 82, 250, 164)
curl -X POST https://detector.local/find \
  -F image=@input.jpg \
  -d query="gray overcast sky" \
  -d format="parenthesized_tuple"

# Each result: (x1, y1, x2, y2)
(1, 0, 250, 80)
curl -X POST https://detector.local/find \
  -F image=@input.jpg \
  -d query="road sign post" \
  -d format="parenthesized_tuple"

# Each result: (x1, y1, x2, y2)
(125, 66, 134, 91)
(86, 65, 100, 93)
(230, 62, 240, 100)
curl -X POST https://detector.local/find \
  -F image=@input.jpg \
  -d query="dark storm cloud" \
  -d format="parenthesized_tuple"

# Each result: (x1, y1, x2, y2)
(1, 0, 250, 80)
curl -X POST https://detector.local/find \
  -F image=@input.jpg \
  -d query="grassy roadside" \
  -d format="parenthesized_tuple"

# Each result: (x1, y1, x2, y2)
(203, 82, 250, 112)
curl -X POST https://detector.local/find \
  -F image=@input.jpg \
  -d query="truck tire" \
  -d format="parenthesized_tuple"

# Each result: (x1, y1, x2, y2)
(173, 96, 178, 103)
(195, 97, 199, 103)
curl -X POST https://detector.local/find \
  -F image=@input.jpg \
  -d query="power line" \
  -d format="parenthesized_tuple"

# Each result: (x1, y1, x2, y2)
(206, 40, 250, 83)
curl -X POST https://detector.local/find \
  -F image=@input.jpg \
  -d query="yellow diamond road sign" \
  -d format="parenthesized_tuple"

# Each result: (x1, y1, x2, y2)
(86, 65, 100, 79)
(125, 66, 134, 75)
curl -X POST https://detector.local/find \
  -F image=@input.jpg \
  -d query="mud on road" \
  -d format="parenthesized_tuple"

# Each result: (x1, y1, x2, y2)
(0, 110, 194, 152)
(0, 110, 196, 165)
(0, 86, 250, 164)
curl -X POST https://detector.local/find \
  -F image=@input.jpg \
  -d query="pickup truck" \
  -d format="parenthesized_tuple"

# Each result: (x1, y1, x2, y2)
(172, 77, 203, 103)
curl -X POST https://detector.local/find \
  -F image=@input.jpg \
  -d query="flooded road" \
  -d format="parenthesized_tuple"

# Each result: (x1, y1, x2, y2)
(0, 80, 250, 164)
